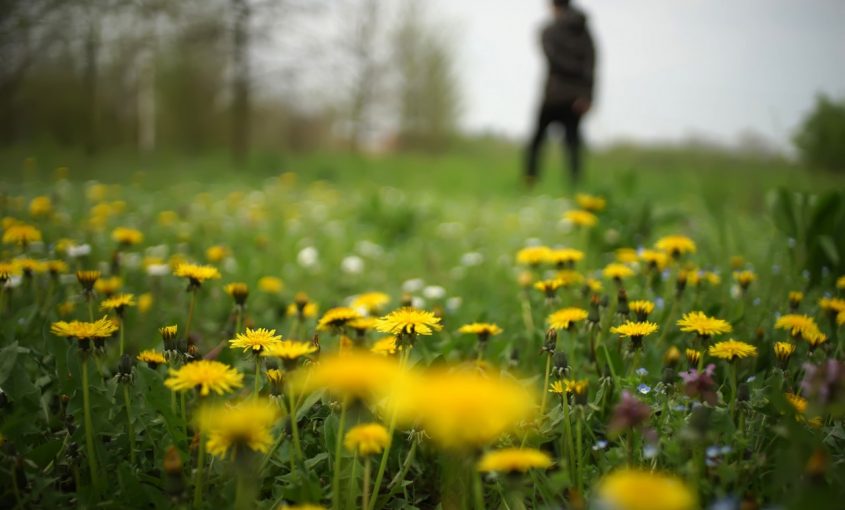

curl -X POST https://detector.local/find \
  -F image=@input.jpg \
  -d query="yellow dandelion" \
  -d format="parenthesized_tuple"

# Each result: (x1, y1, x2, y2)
(351, 292, 391, 314)
(137, 350, 166, 368)
(837, 275, 845, 290)
(229, 327, 282, 353)
(611, 321, 659, 348)
(293, 351, 405, 401)
(15, 258, 46, 275)
(348, 316, 379, 333)
(266, 369, 285, 385)
(99, 293, 136, 314)
(596, 469, 696, 510)
(708, 339, 758, 360)
(375, 307, 443, 337)
(261, 340, 318, 360)
(51, 316, 119, 342)
(773, 342, 796, 362)
(344, 423, 390, 456)
(138, 293, 153, 314)
(174, 263, 221, 287)
(676, 311, 732, 338)
(733, 270, 756, 289)
(46, 260, 68, 275)
(534, 278, 563, 296)
(94, 276, 122, 296)
(563, 209, 598, 227)
(654, 235, 696, 257)
(664, 346, 681, 365)
(555, 270, 585, 287)
(516, 245, 552, 267)
(819, 297, 845, 314)
(785, 393, 823, 427)
(603, 263, 635, 281)
(458, 322, 503, 339)
(29, 196, 53, 217)
(224, 282, 249, 305)
(547, 307, 588, 330)
(685, 348, 701, 366)
(287, 301, 319, 318)
(2, 223, 42, 246)
(198, 399, 281, 458)
(258, 276, 284, 294)
(615, 248, 639, 264)
(111, 227, 144, 246)
(165, 360, 244, 396)
(547, 248, 584, 267)
(370, 336, 399, 356)
(205, 245, 229, 263)
(317, 307, 362, 331)
(575, 193, 606, 212)
(629, 300, 655, 321)
(477, 448, 552, 473)
(774, 314, 821, 339)
(639, 250, 668, 270)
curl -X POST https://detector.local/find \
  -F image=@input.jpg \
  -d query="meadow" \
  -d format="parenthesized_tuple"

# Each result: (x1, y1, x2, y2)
(1, 144, 844, 510)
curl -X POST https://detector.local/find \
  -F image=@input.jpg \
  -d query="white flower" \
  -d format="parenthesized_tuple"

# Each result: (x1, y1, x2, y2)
(402, 278, 424, 293)
(68, 244, 92, 258)
(341, 255, 364, 274)
(446, 297, 462, 312)
(356, 240, 383, 258)
(423, 285, 446, 300)
(411, 296, 426, 309)
(297, 246, 319, 268)
(146, 264, 170, 277)
(460, 252, 483, 267)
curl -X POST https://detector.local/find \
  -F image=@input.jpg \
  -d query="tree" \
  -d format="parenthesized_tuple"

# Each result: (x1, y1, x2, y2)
(794, 94, 845, 172)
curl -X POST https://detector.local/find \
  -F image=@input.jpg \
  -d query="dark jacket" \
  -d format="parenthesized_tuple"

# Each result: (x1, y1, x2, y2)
(541, 8, 596, 106)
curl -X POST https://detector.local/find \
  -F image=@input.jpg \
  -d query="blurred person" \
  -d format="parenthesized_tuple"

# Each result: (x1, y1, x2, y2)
(525, 0, 596, 188)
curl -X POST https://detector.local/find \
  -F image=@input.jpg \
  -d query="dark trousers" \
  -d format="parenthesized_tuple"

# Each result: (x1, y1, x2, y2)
(525, 103, 582, 184)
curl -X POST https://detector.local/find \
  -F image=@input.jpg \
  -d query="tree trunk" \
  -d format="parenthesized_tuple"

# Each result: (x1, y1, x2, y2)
(83, 16, 100, 155)
(231, 0, 251, 164)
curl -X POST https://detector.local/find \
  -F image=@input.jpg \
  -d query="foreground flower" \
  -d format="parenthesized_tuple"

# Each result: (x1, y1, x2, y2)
(477, 448, 552, 473)
(165, 360, 244, 396)
(174, 263, 221, 288)
(344, 423, 390, 456)
(390, 368, 536, 450)
(677, 311, 732, 339)
(293, 351, 405, 401)
(547, 307, 588, 330)
(550, 378, 589, 403)
(655, 235, 696, 257)
(76, 270, 101, 292)
(317, 307, 361, 331)
(708, 339, 758, 360)
(375, 307, 443, 337)
(137, 350, 167, 369)
(596, 469, 696, 510)
(51, 316, 119, 347)
(229, 327, 282, 353)
(2, 223, 42, 246)
(548, 248, 584, 268)
(197, 399, 281, 458)
(610, 321, 659, 349)
(261, 340, 318, 362)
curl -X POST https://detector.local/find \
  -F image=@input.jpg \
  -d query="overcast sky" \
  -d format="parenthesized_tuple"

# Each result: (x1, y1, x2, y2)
(428, 0, 845, 148)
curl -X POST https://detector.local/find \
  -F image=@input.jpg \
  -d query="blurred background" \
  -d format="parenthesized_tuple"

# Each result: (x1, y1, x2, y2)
(1, 0, 844, 173)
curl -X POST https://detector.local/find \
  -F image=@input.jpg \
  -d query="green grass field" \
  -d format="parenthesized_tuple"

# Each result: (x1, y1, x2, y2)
(1, 144, 844, 509)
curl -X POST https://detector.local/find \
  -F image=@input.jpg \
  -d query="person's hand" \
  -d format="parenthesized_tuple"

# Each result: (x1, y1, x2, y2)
(573, 98, 592, 115)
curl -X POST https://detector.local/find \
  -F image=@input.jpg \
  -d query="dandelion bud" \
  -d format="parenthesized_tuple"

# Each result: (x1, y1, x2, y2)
(553, 351, 568, 377)
(76, 270, 100, 293)
(543, 328, 557, 353)
(225, 282, 249, 306)
(676, 271, 688, 296)
(685, 348, 701, 367)
(118, 354, 134, 380)
(738, 382, 750, 403)
(616, 289, 629, 317)
(788, 291, 803, 311)
(163, 445, 183, 475)
(773, 342, 795, 365)
(588, 295, 602, 324)
(664, 346, 681, 367)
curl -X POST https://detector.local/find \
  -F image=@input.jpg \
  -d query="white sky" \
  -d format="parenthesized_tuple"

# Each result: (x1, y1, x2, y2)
(428, 0, 845, 148)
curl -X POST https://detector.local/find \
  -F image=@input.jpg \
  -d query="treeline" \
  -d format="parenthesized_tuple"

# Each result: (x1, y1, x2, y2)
(0, 0, 462, 159)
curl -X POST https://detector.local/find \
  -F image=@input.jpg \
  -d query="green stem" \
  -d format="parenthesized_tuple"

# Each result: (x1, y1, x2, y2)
(539, 353, 552, 417)
(288, 384, 303, 463)
(82, 356, 100, 495)
(729, 362, 738, 424)
(347, 452, 359, 510)
(122, 384, 136, 465)
(87, 297, 94, 322)
(627, 432, 635, 467)
(575, 407, 583, 492)
(193, 432, 206, 509)
(185, 290, 196, 338)
(235, 305, 243, 335)
(119, 317, 125, 356)
(234, 469, 256, 510)
(376, 440, 417, 510)
(180, 392, 187, 437)
(473, 468, 486, 510)
(363, 457, 372, 510)
(254, 358, 262, 396)
(333, 399, 349, 510)
(562, 396, 575, 480)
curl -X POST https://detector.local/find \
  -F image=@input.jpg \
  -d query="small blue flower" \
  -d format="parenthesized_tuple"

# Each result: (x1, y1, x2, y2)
(746, 375, 756, 383)
(655, 297, 665, 310)
(752, 297, 761, 306)
(706, 445, 721, 458)
(592, 440, 608, 451)
(637, 383, 651, 395)
(636, 367, 648, 377)
(643, 444, 659, 459)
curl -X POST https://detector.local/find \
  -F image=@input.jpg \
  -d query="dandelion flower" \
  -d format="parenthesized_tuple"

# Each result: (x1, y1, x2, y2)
(575, 193, 606, 212)
(708, 339, 758, 360)
(819, 297, 845, 315)
(224, 282, 249, 305)
(370, 336, 399, 356)
(2, 223, 42, 246)
(375, 307, 443, 337)
(317, 307, 361, 331)
(344, 423, 390, 456)
(563, 209, 598, 227)
(198, 399, 281, 458)
(94, 276, 122, 296)
(615, 248, 639, 264)
(51, 316, 119, 345)
(685, 349, 701, 366)
(610, 321, 659, 349)
(205, 245, 229, 263)
(458, 322, 503, 340)
(547, 248, 584, 268)
(257, 276, 284, 294)
(29, 196, 52, 217)
(837, 275, 845, 290)
(0, 261, 20, 282)
(351, 292, 391, 315)
(733, 270, 756, 289)
(773, 342, 796, 363)
(111, 227, 144, 246)
(174, 263, 221, 288)
(774, 314, 821, 339)
(596, 469, 696, 510)
(555, 270, 584, 287)
(100, 293, 136, 315)
(785, 393, 823, 427)
(550, 379, 588, 399)
(516, 246, 552, 266)
(137, 350, 166, 369)
(676, 311, 732, 338)
(603, 263, 635, 281)
(534, 278, 564, 296)
(547, 308, 588, 330)
(229, 327, 282, 353)
(477, 448, 552, 473)
(655, 235, 696, 257)
(348, 316, 379, 335)
(165, 360, 244, 396)
(261, 340, 318, 361)
(629, 300, 655, 321)
(640, 250, 668, 270)
(293, 351, 405, 401)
